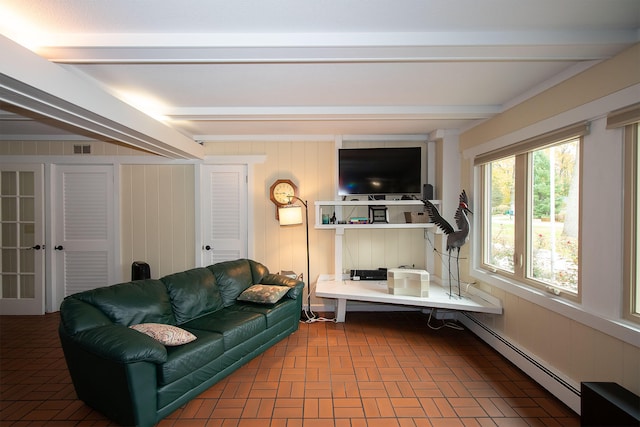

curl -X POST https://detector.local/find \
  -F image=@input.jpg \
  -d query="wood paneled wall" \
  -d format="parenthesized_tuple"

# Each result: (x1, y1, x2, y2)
(204, 140, 335, 296)
(120, 164, 195, 280)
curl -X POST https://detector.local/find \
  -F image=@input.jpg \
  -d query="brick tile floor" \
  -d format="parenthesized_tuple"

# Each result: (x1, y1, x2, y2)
(0, 311, 579, 426)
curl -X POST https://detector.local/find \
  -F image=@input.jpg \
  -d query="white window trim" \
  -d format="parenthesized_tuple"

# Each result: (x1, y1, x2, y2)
(623, 122, 639, 324)
(478, 134, 582, 299)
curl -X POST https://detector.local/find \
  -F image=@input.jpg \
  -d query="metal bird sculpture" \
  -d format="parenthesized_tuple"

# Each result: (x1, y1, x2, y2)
(422, 190, 472, 297)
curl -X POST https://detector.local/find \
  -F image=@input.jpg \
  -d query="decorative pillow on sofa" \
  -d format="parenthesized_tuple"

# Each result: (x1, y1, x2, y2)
(237, 284, 290, 304)
(130, 323, 197, 346)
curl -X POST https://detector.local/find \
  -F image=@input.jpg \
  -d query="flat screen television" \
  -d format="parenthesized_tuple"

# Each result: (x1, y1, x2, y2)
(338, 147, 422, 196)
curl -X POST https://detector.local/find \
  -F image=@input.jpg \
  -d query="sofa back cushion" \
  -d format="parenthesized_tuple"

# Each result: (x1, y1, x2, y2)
(248, 259, 270, 283)
(207, 259, 267, 307)
(71, 279, 176, 326)
(161, 267, 224, 324)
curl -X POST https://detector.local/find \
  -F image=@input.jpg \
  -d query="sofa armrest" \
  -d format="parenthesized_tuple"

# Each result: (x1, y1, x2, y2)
(260, 273, 305, 299)
(60, 297, 113, 334)
(63, 324, 168, 364)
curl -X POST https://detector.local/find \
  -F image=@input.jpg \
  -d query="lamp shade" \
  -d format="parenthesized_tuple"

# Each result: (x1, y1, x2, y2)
(278, 205, 303, 225)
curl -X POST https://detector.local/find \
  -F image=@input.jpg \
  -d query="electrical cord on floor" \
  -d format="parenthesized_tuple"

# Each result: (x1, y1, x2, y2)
(301, 308, 336, 323)
(300, 302, 336, 323)
(426, 308, 464, 331)
(298, 274, 336, 324)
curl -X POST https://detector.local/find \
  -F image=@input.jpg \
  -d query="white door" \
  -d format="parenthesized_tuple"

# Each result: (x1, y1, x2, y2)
(51, 165, 115, 309)
(0, 165, 45, 315)
(200, 165, 248, 265)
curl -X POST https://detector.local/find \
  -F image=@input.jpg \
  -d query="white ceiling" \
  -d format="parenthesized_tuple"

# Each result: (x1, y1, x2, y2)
(0, 0, 639, 156)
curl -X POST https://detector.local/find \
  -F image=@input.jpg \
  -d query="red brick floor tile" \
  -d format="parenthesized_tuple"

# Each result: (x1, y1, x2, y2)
(0, 311, 579, 427)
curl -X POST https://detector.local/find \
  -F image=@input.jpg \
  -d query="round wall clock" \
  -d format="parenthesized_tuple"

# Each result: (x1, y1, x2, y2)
(269, 179, 298, 218)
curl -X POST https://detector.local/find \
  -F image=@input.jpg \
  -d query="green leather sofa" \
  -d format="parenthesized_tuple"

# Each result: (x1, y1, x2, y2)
(59, 258, 304, 427)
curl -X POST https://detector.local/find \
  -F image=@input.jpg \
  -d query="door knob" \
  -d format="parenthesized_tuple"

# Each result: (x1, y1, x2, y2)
(31, 245, 41, 250)
(54, 245, 64, 250)
(204, 245, 212, 250)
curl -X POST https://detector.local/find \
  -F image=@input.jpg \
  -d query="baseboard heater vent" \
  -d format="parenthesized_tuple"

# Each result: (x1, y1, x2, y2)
(461, 313, 580, 397)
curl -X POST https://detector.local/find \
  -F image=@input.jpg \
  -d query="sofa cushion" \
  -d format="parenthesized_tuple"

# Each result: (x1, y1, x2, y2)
(248, 259, 270, 283)
(181, 308, 266, 350)
(260, 273, 304, 299)
(237, 284, 290, 304)
(161, 267, 224, 324)
(158, 329, 224, 385)
(207, 259, 255, 307)
(232, 298, 298, 328)
(71, 279, 176, 326)
(130, 323, 197, 346)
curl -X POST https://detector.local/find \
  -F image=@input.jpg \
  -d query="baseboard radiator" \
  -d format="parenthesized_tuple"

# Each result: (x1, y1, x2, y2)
(459, 312, 581, 413)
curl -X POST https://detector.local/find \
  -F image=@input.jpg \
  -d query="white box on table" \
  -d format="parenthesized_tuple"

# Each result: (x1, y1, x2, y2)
(387, 268, 429, 298)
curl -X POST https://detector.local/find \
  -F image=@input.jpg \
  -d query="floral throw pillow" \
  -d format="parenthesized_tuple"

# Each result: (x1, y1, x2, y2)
(237, 284, 290, 304)
(130, 323, 197, 346)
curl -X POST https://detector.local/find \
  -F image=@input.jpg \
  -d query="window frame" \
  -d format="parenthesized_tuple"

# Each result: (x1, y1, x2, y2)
(479, 156, 517, 276)
(623, 122, 639, 324)
(607, 102, 640, 325)
(477, 123, 586, 301)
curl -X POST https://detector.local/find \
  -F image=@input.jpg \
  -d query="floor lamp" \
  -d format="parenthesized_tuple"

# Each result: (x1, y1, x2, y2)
(278, 196, 315, 322)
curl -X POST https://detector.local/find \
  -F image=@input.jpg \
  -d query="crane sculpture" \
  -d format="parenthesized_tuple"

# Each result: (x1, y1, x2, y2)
(422, 190, 472, 297)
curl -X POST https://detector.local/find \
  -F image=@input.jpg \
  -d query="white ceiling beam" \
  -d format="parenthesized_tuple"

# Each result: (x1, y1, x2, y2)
(0, 134, 95, 141)
(0, 35, 204, 159)
(37, 30, 638, 64)
(167, 105, 500, 121)
(43, 47, 618, 64)
(40, 30, 639, 48)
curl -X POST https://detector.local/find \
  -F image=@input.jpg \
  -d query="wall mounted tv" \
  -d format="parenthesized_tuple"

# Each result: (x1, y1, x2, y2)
(338, 147, 422, 196)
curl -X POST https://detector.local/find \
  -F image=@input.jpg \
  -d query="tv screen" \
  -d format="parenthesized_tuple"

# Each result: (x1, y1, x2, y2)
(338, 147, 422, 196)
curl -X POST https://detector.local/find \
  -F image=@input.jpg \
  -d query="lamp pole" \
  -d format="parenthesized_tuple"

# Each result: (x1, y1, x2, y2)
(288, 196, 312, 320)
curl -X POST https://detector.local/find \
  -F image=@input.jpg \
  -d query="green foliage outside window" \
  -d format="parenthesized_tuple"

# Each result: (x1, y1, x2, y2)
(484, 139, 579, 294)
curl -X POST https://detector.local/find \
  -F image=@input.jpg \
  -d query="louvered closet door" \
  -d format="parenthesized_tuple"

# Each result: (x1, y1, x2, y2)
(200, 165, 247, 266)
(53, 165, 115, 307)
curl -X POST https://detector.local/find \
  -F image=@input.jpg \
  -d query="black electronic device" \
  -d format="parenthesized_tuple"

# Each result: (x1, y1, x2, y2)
(131, 261, 150, 281)
(423, 183, 434, 200)
(338, 147, 422, 196)
(350, 268, 388, 281)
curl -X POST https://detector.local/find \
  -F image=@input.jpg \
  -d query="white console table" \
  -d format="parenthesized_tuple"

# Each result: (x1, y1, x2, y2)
(315, 274, 502, 322)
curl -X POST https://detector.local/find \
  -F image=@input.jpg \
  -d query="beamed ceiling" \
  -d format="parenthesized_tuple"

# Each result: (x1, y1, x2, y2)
(0, 0, 639, 158)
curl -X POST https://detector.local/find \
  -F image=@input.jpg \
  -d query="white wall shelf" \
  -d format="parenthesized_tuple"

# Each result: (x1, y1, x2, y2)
(313, 199, 441, 277)
(316, 200, 428, 205)
(314, 199, 440, 229)
(315, 223, 433, 230)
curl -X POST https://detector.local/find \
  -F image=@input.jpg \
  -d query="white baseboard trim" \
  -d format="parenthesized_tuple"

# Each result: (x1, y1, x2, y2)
(459, 312, 581, 414)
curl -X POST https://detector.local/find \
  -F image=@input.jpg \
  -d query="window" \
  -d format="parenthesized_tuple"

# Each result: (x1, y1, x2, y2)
(476, 122, 587, 298)
(623, 122, 640, 323)
(629, 123, 640, 322)
(485, 157, 515, 273)
(528, 140, 580, 292)
(608, 102, 640, 324)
